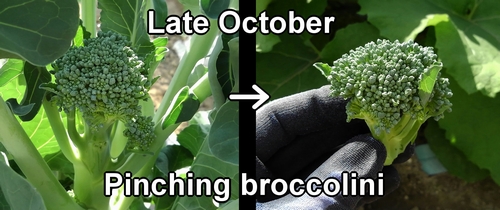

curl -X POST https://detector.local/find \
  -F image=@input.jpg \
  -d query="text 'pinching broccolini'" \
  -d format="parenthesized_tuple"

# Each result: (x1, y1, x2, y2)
(315, 39, 453, 165)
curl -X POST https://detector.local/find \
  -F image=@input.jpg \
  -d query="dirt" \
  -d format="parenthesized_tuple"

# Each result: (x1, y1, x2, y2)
(354, 127, 500, 210)
(360, 155, 500, 210)
(155, 1, 500, 210)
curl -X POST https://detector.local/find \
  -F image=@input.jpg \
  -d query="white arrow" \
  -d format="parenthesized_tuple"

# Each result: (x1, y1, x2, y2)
(228, 84, 270, 110)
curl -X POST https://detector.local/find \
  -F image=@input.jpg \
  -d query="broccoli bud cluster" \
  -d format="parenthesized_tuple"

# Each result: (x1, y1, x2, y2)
(326, 39, 453, 134)
(49, 30, 155, 151)
(123, 116, 156, 151)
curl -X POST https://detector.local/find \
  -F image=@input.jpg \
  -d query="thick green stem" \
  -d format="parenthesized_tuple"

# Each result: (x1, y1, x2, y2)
(73, 163, 109, 210)
(73, 123, 113, 210)
(376, 114, 424, 165)
(109, 121, 128, 159)
(0, 96, 82, 210)
(43, 99, 80, 164)
(79, 123, 112, 177)
(192, 73, 211, 103)
(67, 109, 85, 148)
(153, 19, 219, 123)
(110, 154, 156, 209)
(113, 123, 178, 174)
(81, 0, 97, 38)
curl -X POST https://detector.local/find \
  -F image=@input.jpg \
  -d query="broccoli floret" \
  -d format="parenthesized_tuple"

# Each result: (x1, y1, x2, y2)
(123, 115, 156, 151)
(48, 30, 155, 152)
(315, 39, 453, 165)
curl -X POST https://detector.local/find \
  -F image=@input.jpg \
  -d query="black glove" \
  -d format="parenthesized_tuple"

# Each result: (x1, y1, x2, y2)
(255, 85, 414, 209)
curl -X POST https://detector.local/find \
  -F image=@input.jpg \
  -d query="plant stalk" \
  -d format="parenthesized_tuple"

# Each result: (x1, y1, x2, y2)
(73, 123, 113, 210)
(153, 19, 219, 123)
(81, 0, 97, 38)
(42, 99, 80, 164)
(0, 96, 83, 210)
(191, 73, 211, 102)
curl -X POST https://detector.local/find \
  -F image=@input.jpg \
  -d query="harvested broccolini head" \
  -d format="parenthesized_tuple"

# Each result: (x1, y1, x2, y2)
(315, 39, 453, 165)
(47, 30, 155, 152)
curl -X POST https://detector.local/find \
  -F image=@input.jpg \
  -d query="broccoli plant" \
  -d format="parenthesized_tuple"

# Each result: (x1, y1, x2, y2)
(315, 39, 453, 165)
(0, 0, 239, 209)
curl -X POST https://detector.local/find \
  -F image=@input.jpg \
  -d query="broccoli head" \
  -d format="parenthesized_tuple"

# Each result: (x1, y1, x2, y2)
(315, 39, 453, 165)
(47, 30, 155, 152)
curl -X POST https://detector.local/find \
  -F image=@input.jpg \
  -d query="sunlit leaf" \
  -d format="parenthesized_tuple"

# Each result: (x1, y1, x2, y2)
(0, 64, 59, 157)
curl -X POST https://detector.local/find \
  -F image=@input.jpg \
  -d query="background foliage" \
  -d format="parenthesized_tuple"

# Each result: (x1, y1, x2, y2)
(256, 0, 500, 186)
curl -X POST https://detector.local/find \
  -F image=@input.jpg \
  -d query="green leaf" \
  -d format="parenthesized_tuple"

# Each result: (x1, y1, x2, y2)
(44, 151, 74, 181)
(73, 21, 91, 47)
(0, 143, 6, 157)
(5, 62, 51, 121)
(200, 0, 231, 19)
(155, 112, 210, 210)
(257, 22, 381, 100)
(0, 153, 46, 210)
(313, 62, 331, 79)
(280, 0, 327, 42)
(5, 99, 34, 119)
(177, 111, 211, 156)
(219, 198, 238, 210)
(319, 22, 383, 62)
(161, 86, 201, 129)
(256, 33, 280, 53)
(359, 0, 500, 97)
(0, 0, 79, 66)
(98, 0, 155, 57)
(208, 34, 238, 110)
(129, 197, 149, 210)
(0, 184, 8, 210)
(256, 35, 324, 100)
(425, 120, 489, 182)
(0, 64, 60, 157)
(217, 34, 238, 97)
(172, 135, 239, 210)
(255, 0, 327, 53)
(228, 37, 239, 93)
(208, 101, 238, 165)
(187, 64, 208, 87)
(437, 75, 500, 184)
(155, 145, 193, 176)
(0, 59, 22, 87)
(145, 37, 168, 77)
(178, 0, 202, 14)
(172, 109, 239, 209)
(418, 62, 442, 106)
(152, 0, 169, 28)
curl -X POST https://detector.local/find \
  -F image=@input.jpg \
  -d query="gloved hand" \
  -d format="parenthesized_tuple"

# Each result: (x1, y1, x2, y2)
(255, 85, 414, 209)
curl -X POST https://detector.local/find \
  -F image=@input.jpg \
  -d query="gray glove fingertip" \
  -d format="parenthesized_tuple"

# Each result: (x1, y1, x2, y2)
(356, 165, 400, 207)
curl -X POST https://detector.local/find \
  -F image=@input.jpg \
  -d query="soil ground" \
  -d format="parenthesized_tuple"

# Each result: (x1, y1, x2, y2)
(361, 156, 500, 210)
(155, 1, 500, 209)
